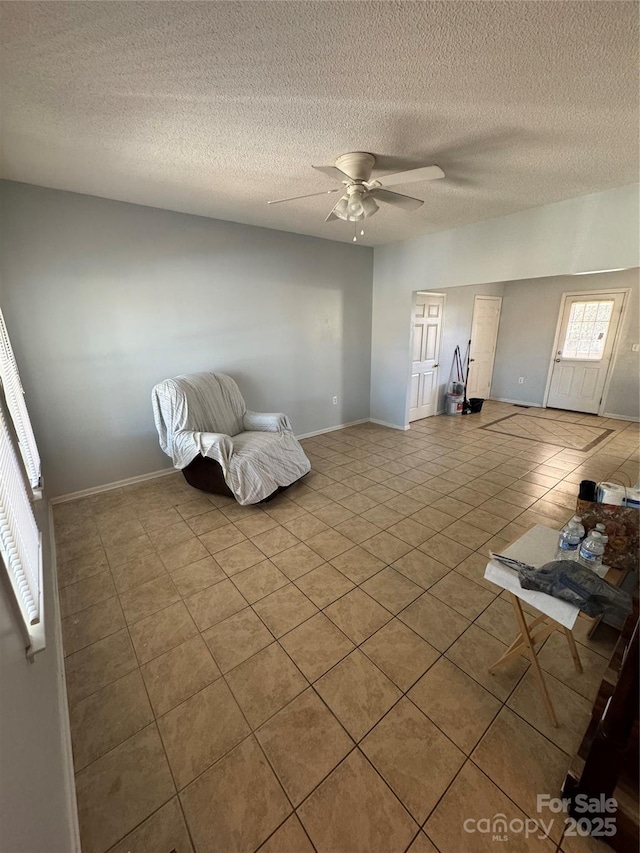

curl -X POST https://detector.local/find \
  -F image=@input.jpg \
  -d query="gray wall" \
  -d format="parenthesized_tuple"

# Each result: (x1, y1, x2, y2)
(371, 184, 640, 427)
(0, 181, 373, 497)
(491, 269, 640, 417)
(0, 497, 78, 852)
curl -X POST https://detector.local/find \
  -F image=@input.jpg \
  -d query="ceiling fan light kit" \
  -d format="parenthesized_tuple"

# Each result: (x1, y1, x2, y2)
(267, 152, 445, 242)
(332, 186, 379, 222)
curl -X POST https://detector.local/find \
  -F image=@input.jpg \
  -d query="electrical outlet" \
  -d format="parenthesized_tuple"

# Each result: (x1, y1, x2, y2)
(332, 396, 338, 405)
(518, 377, 524, 385)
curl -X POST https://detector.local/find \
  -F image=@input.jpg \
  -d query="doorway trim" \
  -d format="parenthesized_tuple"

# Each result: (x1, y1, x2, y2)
(405, 291, 446, 427)
(542, 287, 630, 416)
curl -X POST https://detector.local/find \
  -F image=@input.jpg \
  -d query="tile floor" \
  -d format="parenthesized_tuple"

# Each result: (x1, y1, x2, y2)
(53, 402, 639, 853)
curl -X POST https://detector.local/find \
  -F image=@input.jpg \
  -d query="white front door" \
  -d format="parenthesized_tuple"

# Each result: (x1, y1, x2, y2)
(546, 292, 625, 414)
(409, 293, 444, 421)
(467, 296, 502, 399)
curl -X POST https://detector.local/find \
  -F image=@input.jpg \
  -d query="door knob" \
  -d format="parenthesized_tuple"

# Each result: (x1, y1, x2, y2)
(433, 363, 439, 368)
(555, 358, 561, 362)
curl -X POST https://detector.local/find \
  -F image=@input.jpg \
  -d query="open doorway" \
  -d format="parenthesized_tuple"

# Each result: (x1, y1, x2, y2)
(543, 289, 628, 414)
(409, 292, 445, 422)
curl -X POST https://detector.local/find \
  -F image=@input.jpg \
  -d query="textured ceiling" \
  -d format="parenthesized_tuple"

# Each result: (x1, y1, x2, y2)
(1, 1, 638, 246)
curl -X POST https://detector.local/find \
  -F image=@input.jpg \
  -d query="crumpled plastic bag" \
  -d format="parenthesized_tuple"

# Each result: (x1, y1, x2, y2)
(490, 554, 633, 621)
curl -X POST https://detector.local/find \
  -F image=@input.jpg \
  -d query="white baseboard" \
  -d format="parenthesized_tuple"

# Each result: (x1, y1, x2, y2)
(47, 503, 82, 852)
(602, 412, 639, 422)
(369, 418, 410, 431)
(50, 467, 176, 504)
(51, 420, 374, 503)
(43, 402, 640, 506)
(488, 397, 543, 407)
(296, 419, 370, 440)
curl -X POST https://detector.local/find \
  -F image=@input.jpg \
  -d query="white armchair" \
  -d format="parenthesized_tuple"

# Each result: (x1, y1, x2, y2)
(152, 371, 310, 505)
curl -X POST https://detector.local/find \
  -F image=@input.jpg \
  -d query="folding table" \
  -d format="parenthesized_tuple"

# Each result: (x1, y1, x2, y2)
(484, 524, 584, 727)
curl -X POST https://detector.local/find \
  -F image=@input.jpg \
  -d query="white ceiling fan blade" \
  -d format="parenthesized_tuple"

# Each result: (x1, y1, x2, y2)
(371, 165, 445, 188)
(312, 165, 352, 183)
(368, 188, 424, 211)
(267, 188, 341, 205)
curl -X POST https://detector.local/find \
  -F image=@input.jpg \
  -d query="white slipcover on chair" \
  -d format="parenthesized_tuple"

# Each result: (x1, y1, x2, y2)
(152, 371, 311, 505)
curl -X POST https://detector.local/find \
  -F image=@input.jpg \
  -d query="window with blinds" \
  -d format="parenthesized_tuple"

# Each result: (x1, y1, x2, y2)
(0, 312, 44, 657)
(0, 308, 42, 495)
(0, 398, 43, 654)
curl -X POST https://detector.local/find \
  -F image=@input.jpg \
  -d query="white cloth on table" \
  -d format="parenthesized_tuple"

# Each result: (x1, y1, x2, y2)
(484, 524, 579, 630)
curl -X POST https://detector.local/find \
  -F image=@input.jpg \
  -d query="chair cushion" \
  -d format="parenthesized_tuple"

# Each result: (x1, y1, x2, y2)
(173, 372, 246, 437)
(229, 431, 310, 505)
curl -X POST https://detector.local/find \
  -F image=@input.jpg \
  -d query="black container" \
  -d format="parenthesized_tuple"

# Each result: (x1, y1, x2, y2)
(468, 398, 484, 414)
(578, 479, 598, 502)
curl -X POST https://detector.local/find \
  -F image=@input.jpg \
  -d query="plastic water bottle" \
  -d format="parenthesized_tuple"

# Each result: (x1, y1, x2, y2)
(555, 520, 582, 560)
(594, 523, 609, 551)
(578, 530, 605, 571)
(571, 516, 586, 541)
(592, 525, 609, 577)
(595, 524, 608, 543)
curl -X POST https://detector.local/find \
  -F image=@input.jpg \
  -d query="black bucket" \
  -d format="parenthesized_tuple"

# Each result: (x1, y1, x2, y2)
(468, 397, 484, 413)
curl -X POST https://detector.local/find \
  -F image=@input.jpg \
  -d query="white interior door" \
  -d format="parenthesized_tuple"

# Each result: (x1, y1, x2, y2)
(409, 293, 444, 421)
(546, 292, 625, 414)
(467, 296, 502, 399)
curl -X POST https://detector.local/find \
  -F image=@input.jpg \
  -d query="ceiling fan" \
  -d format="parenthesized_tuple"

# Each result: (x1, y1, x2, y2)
(267, 152, 445, 240)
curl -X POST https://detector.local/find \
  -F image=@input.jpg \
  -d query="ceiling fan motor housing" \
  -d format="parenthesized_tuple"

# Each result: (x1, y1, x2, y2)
(334, 152, 376, 182)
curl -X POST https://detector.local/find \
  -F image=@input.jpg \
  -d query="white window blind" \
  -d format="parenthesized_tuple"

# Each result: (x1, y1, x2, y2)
(0, 308, 41, 493)
(0, 400, 43, 643)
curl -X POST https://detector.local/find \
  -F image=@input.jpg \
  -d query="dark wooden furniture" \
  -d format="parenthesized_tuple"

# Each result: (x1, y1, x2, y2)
(563, 585, 639, 853)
